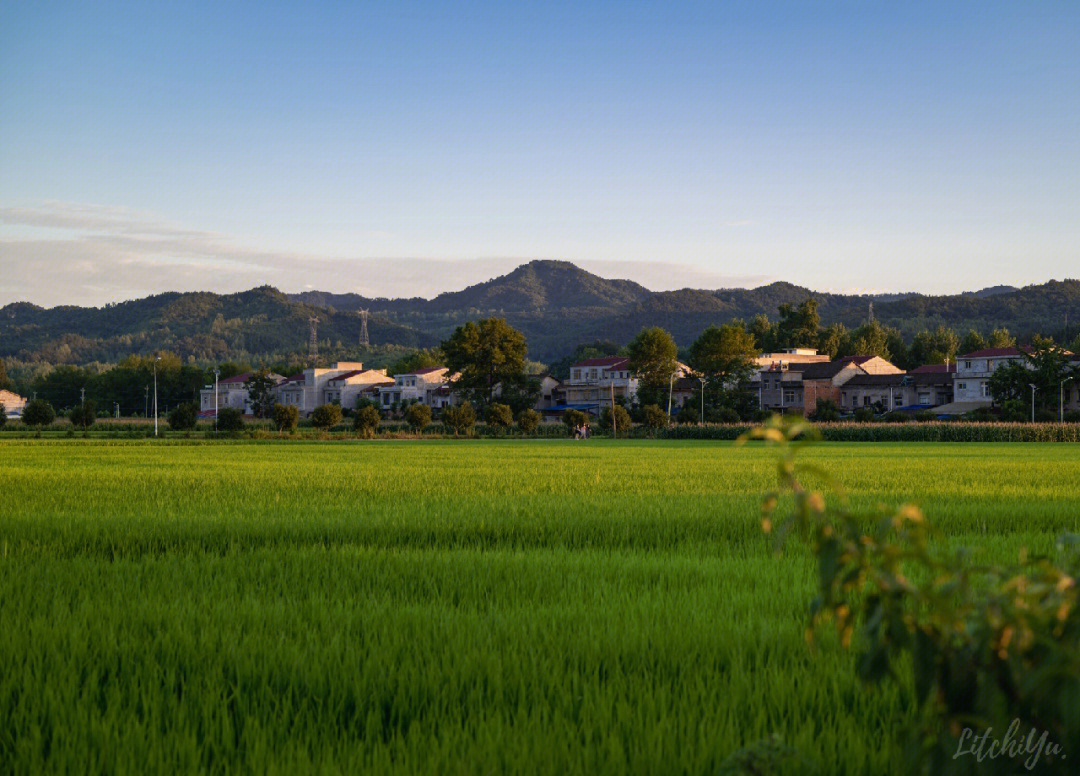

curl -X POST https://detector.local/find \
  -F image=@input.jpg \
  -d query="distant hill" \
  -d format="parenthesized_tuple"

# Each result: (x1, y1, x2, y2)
(2, 261, 1078, 364)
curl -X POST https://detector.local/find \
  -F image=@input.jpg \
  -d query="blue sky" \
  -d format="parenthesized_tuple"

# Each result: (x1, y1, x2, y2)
(1, 1, 1078, 305)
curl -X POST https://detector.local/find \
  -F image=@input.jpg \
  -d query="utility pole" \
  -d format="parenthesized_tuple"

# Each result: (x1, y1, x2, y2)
(154, 357, 160, 438)
(667, 372, 674, 419)
(610, 381, 617, 438)
(1029, 383, 1036, 424)
(698, 376, 707, 425)
(145, 386, 149, 418)
(214, 368, 220, 430)
(1062, 378, 1071, 424)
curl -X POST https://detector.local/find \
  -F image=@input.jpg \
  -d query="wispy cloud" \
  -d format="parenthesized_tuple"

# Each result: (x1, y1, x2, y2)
(0, 201, 771, 307)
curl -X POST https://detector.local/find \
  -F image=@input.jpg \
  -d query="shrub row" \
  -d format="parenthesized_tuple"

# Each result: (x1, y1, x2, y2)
(653, 421, 1080, 442)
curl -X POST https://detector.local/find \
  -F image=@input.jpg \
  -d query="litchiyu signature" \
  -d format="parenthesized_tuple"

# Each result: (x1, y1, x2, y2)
(953, 718, 1065, 771)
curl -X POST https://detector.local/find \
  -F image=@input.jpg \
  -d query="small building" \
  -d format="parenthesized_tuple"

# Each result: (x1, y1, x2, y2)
(754, 355, 902, 415)
(323, 368, 390, 409)
(953, 347, 1025, 406)
(271, 362, 368, 416)
(0, 389, 28, 417)
(378, 367, 452, 410)
(199, 372, 285, 416)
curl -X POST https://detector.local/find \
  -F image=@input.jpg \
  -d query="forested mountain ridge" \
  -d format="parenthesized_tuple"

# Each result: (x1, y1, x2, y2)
(2, 260, 1078, 365)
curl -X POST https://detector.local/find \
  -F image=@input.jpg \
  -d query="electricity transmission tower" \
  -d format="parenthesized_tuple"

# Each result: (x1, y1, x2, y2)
(867, 301, 874, 324)
(359, 309, 370, 347)
(308, 315, 319, 364)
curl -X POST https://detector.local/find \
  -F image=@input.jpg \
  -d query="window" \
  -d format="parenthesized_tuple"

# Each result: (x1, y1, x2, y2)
(964, 361, 971, 370)
(783, 390, 796, 404)
(957, 382, 967, 390)
(918, 392, 930, 404)
(894, 395, 904, 407)
(864, 396, 872, 406)
(982, 383, 990, 398)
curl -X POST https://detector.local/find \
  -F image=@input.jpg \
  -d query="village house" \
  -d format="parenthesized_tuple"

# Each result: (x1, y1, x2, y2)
(755, 355, 901, 415)
(377, 366, 452, 410)
(560, 357, 691, 416)
(952, 347, 1025, 406)
(271, 362, 368, 416)
(0, 389, 28, 417)
(322, 368, 390, 409)
(198, 372, 285, 416)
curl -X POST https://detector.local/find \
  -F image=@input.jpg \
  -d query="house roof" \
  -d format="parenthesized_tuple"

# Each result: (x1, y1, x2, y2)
(403, 366, 447, 376)
(958, 347, 1023, 359)
(910, 363, 956, 374)
(801, 360, 865, 380)
(843, 373, 907, 387)
(572, 356, 629, 368)
(219, 372, 252, 385)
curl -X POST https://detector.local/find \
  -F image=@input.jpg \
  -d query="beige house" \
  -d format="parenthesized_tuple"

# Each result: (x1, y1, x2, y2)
(323, 368, 390, 409)
(0, 389, 27, 417)
(272, 362, 369, 416)
(754, 356, 902, 415)
(378, 367, 453, 410)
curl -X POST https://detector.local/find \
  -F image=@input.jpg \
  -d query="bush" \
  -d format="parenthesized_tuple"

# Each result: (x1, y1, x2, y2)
(353, 405, 381, 437)
(562, 409, 588, 430)
(311, 403, 343, 430)
(881, 410, 911, 423)
(216, 407, 244, 433)
(405, 403, 432, 431)
(913, 410, 936, 423)
(167, 403, 198, 432)
(641, 404, 668, 430)
(22, 399, 56, 428)
(272, 403, 300, 433)
(0, 404, 5, 429)
(809, 399, 840, 422)
(999, 399, 1026, 422)
(599, 405, 632, 436)
(1065, 410, 1080, 423)
(443, 403, 476, 436)
(714, 406, 740, 424)
(487, 402, 514, 431)
(516, 408, 541, 435)
(853, 407, 874, 423)
(69, 400, 98, 430)
(674, 404, 698, 424)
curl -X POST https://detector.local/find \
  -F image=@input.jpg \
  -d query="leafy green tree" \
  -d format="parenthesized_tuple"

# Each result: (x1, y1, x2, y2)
(69, 399, 98, 430)
(627, 326, 679, 405)
(405, 402, 432, 431)
(516, 408, 541, 434)
(167, 403, 198, 431)
(562, 409, 588, 431)
(243, 369, 278, 418)
(775, 299, 820, 349)
(388, 348, 444, 377)
(0, 358, 11, 391)
(958, 329, 988, 355)
(688, 323, 758, 417)
(988, 328, 1016, 348)
(486, 402, 513, 432)
(442, 318, 528, 407)
(273, 403, 300, 433)
(988, 337, 1077, 416)
(311, 403, 343, 430)
(22, 399, 56, 428)
(908, 326, 959, 367)
(846, 320, 902, 361)
(641, 404, 668, 430)
(817, 323, 848, 359)
(599, 405, 632, 437)
(748, 314, 776, 353)
(443, 403, 476, 436)
(0, 403, 7, 429)
(353, 405, 381, 437)
(216, 407, 244, 433)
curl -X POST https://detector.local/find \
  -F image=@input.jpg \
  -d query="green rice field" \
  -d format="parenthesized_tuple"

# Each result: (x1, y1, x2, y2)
(2, 440, 1078, 774)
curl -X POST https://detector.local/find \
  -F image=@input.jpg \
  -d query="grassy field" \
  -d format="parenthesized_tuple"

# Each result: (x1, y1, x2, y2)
(2, 440, 1078, 774)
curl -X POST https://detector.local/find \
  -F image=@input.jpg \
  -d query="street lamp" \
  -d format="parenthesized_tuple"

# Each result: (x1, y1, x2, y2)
(1029, 383, 1037, 424)
(154, 357, 161, 438)
(667, 372, 675, 419)
(214, 368, 220, 430)
(698, 376, 707, 425)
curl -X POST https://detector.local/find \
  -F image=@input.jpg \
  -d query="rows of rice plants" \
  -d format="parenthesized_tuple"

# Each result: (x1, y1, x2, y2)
(1, 440, 1077, 774)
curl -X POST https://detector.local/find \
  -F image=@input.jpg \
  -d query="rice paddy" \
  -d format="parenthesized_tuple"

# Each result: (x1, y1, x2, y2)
(2, 440, 1078, 774)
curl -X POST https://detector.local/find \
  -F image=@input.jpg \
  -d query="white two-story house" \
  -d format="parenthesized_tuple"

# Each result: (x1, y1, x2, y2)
(378, 367, 452, 409)
(953, 348, 1025, 405)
